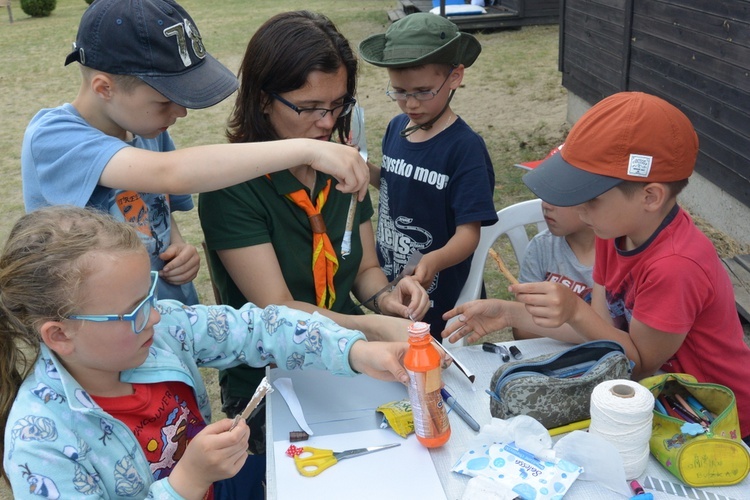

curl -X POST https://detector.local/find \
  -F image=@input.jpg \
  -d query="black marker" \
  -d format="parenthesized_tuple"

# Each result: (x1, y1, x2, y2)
(482, 342, 510, 362)
(509, 345, 523, 359)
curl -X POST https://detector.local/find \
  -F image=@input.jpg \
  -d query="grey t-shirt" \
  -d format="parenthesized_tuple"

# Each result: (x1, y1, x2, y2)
(519, 229, 593, 302)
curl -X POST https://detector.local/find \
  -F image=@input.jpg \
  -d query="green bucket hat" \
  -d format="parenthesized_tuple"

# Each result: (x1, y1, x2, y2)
(359, 13, 481, 68)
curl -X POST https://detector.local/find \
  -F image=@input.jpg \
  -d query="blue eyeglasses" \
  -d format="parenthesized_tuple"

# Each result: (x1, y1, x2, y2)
(68, 271, 159, 334)
(270, 93, 356, 121)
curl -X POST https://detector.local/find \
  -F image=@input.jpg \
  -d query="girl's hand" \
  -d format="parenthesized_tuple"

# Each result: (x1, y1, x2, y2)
(168, 419, 251, 500)
(349, 340, 409, 384)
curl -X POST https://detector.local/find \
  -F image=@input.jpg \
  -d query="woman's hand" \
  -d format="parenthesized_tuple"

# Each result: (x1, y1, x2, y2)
(379, 277, 429, 320)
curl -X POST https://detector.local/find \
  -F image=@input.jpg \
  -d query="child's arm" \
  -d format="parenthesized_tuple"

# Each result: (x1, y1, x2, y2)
(99, 138, 369, 200)
(159, 215, 200, 285)
(412, 222, 480, 289)
(215, 238, 425, 342)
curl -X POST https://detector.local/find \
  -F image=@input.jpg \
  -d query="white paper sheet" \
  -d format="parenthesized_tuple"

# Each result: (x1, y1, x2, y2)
(273, 429, 447, 500)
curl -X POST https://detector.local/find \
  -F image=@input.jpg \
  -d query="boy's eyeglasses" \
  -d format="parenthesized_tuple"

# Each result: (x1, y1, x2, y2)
(68, 271, 159, 334)
(270, 93, 356, 121)
(385, 68, 455, 102)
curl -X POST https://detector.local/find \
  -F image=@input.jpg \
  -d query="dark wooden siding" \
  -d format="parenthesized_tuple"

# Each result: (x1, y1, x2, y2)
(560, 0, 750, 207)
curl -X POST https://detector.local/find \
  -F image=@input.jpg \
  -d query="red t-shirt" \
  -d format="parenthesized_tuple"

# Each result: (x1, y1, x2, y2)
(93, 381, 212, 499)
(593, 206, 750, 438)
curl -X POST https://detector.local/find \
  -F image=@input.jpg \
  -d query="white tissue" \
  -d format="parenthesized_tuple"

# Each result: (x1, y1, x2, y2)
(455, 415, 633, 499)
(554, 431, 631, 497)
(461, 476, 518, 500)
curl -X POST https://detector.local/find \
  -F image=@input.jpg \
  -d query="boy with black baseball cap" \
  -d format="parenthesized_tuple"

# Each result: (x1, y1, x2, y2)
(443, 92, 750, 443)
(22, 0, 369, 305)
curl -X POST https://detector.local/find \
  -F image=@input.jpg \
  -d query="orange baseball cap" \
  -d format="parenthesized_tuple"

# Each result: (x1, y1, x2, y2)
(523, 92, 698, 206)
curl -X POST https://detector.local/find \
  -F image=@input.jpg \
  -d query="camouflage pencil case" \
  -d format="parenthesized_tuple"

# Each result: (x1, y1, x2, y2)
(488, 340, 632, 429)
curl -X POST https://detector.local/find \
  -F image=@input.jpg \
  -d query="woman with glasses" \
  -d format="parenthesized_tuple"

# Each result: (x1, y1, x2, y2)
(198, 11, 429, 458)
(0, 206, 412, 499)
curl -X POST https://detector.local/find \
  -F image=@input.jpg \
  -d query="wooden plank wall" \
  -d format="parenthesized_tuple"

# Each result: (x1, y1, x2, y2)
(559, 0, 628, 104)
(560, 0, 750, 208)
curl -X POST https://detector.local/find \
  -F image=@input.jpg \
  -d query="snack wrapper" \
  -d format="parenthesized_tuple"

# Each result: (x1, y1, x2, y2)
(376, 399, 414, 438)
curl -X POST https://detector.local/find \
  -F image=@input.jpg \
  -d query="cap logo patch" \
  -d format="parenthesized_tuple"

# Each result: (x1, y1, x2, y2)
(627, 154, 652, 178)
(163, 18, 206, 68)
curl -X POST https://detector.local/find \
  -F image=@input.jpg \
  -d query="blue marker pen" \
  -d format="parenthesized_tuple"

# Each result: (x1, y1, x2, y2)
(440, 388, 480, 432)
(654, 398, 668, 416)
(686, 394, 714, 423)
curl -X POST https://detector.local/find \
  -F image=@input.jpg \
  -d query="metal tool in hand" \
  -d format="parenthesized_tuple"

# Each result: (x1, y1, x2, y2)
(362, 250, 424, 308)
(294, 443, 400, 477)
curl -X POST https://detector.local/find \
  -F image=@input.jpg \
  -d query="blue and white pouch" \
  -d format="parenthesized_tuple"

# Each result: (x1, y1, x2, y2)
(452, 440, 583, 500)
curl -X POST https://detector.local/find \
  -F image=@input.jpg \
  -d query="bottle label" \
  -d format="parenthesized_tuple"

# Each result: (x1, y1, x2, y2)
(406, 368, 450, 438)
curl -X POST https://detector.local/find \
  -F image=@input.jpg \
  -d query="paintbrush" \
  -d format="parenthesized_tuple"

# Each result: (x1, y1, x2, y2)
(488, 248, 519, 285)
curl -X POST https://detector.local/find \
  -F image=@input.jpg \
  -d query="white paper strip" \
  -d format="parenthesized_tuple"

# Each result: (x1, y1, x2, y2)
(274, 377, 314, 435)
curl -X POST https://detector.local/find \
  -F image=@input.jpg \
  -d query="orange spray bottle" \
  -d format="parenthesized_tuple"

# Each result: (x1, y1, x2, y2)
(403, 322, 451, 447)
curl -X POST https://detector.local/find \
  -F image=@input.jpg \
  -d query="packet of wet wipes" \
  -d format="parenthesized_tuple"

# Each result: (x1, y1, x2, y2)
(376, 399, 415, 438)
(452, 441, 582, 500)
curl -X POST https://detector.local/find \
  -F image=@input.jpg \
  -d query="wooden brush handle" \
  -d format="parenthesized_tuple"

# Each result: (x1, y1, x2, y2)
(488, 248, 519, 285)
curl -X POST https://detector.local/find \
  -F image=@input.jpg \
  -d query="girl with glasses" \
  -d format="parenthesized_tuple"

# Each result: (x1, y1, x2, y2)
(0, 206, 410, 499)
(198, 11, 430, 458)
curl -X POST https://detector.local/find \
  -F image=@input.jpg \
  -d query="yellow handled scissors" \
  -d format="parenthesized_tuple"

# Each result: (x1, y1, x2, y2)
(293, 443, 400, 477)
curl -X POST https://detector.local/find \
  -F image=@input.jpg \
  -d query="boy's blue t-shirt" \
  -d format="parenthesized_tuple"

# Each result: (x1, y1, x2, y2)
(376, 114, 497, 333)
(21, 103, 198, 303)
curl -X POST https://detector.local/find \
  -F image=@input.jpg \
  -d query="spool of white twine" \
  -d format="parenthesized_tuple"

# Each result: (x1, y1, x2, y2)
(588, 379, 654, 479)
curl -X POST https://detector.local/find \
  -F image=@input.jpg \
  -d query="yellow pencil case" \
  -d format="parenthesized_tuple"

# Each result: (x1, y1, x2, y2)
(641, 373, 750, 487)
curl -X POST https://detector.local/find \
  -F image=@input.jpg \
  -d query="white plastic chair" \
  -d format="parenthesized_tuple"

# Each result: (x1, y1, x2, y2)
(446, 198, 547, 345)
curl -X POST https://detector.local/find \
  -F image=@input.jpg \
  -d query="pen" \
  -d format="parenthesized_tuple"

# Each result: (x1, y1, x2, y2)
(440, 388, 480, 431)
(672, 394, 708, 426)
(482, 342, 510, 362)
(685, 394, 714, 423)
(548, 418, 591, 436)
(630, 479, 645, 495)
(509, 345, 523, 359)
(653, 398, 668, 416)
(629, 479, 653, 500)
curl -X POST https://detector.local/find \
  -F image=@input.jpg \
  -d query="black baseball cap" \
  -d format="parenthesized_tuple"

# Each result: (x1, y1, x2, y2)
(64, 0, 238, 109)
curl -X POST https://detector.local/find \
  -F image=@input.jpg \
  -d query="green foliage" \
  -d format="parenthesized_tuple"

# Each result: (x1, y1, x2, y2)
(20, 0, 57, 17)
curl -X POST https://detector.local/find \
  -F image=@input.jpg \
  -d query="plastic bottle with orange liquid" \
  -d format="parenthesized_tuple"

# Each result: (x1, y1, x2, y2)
(404, 322, 451, 447)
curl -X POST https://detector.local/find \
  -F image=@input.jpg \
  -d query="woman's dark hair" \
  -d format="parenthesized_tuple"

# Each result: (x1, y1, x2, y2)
(227, 11, 357, 145)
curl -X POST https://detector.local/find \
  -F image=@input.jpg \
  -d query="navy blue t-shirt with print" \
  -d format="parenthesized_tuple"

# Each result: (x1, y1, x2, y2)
(376, 114, 497, 335)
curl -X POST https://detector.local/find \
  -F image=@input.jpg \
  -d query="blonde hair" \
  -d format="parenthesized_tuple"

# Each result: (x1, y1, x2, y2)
(80, 66, 144, 93)
(0, 206, 143, 483)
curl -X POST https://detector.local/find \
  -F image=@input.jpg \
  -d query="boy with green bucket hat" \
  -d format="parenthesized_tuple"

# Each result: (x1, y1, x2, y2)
(359, 13, 497, 338)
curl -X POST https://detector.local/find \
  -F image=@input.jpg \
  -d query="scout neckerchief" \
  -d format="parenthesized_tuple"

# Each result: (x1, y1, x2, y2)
(284, 177, 339, 309)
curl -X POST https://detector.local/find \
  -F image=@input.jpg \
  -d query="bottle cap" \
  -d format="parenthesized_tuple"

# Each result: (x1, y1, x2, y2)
(408, 322, 431, 338)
